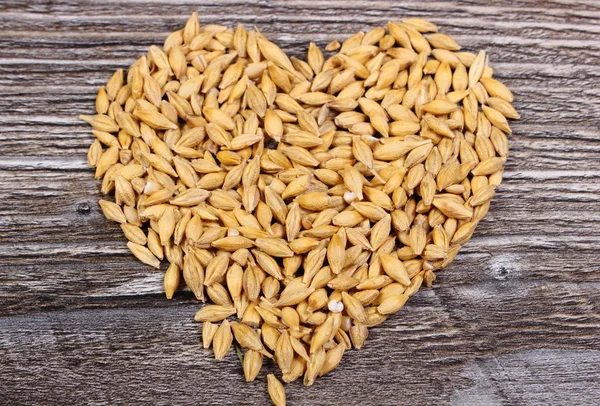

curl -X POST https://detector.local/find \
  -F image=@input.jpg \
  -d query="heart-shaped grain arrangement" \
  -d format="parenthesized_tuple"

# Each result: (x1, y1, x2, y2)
(81, 12, 518, 405)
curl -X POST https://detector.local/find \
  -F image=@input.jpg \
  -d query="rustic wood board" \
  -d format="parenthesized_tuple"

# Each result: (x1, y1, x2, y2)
(1, 0, 599, 405)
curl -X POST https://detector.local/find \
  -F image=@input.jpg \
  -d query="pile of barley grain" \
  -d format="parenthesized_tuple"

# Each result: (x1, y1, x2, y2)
(81, 13, 518, 405)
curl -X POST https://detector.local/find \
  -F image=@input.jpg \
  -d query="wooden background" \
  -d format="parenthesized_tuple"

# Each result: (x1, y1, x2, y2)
(1, 0, 599, 404)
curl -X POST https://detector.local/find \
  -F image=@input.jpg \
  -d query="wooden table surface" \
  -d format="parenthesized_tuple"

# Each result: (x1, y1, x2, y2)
(1, 1, 599, 405)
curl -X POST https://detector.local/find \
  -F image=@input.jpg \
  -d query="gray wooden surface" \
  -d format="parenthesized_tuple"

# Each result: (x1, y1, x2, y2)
(1, 1, 600, 405)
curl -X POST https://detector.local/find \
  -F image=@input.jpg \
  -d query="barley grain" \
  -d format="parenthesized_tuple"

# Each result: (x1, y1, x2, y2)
(82, 16, 517, 392)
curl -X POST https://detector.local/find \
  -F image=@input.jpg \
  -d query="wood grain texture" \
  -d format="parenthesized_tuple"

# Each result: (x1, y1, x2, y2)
(1, 0, 599, 405)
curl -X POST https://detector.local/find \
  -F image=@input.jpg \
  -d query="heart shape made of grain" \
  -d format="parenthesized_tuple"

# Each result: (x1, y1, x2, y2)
(81, 12, 518, 397)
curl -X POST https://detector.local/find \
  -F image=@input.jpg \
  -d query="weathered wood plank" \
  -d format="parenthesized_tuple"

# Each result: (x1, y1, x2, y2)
(0, 0, 599, 405)
(1, 303, 599, 405)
